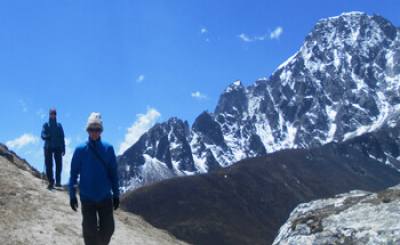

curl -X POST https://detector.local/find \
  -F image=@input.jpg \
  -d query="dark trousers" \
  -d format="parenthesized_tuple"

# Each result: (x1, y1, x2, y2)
(44, 148, 62, 186)
(81, 198, 115, 245)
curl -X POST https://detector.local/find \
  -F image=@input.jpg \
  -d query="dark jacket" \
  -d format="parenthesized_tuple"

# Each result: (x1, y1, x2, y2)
(69, 138, 120, 203)
(41, 118, 65, 152)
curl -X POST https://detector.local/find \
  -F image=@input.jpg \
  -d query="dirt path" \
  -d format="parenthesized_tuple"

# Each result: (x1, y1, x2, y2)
(0, 155, 187, 245)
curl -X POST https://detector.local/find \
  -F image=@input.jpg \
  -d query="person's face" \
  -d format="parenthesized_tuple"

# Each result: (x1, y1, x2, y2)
(87, 126, 102, 140)
(50, 112, 56, 119)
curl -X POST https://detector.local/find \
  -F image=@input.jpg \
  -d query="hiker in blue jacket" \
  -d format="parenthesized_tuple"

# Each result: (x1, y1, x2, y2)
(69, 112, 120, 245)
(41, 108, 65, 190)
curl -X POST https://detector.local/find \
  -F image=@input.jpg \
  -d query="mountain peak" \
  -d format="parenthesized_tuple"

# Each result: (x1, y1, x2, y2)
(340, 11, 365, 16)
(310, 11, 397, 42)
(311, 11, 370, 34)
(337, 11, 366, 18)
(319, 11, 367, 23)
(224, 80, 244, 93)
(233, 79, 242, 86)
(118, 12, 400, 192)
(215, 80, 248, 115)
(166, 116, 184, 125)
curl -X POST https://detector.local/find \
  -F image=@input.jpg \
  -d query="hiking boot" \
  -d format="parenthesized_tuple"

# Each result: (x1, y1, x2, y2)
(47, 184, 54, 190)
(55, 183, 62, 188)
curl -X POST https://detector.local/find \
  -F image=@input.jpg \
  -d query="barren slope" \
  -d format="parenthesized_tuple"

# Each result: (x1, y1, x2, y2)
(0, 145, 186, 245)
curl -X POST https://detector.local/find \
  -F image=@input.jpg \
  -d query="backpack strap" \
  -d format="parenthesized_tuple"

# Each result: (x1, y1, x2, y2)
(87, 142, 112, 182)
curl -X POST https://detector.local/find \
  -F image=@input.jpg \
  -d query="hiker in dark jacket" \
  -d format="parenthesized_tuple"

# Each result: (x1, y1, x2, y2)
(41, 108, 65, 190)
(69, 112, 120, 245)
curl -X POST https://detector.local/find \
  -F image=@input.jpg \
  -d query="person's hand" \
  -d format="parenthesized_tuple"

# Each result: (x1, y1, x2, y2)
(70, 198, 78, 212)
(113, 197, 120, 210)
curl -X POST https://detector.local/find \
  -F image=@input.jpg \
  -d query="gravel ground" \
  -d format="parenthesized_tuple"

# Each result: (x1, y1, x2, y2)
(0, 154, 187, 245)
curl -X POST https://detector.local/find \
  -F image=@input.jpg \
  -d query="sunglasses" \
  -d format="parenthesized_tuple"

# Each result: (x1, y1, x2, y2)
(50, 113, 57, 115)
(88, 128, 102, 132)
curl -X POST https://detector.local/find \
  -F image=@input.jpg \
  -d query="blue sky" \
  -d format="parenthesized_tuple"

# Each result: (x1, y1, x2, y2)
(1, 0, 399, 183)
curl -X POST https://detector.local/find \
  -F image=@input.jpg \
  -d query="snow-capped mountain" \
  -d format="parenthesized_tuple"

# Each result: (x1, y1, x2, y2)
(120, 131, 400, 245)
(273, 185, 400, 245)
(118, 12, 400, 190)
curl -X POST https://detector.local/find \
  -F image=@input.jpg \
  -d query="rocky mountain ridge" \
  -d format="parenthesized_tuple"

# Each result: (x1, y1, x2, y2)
(118, 11, 400, 190)
(120, 127, 400, 245)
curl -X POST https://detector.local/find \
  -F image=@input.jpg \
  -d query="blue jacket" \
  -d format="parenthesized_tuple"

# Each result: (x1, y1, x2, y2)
(69, 138, 120, 203)
(41, 119, 65, 152)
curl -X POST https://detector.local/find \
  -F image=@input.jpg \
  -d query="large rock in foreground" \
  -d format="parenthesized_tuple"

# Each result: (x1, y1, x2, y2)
(273, 185, 400, 245)
(121, 138, 400, 245)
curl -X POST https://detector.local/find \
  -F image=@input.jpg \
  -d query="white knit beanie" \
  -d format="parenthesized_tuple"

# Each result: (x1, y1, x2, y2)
(86, 112, 103, 131)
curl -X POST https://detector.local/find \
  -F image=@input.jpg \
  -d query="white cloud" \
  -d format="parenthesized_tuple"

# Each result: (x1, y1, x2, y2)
(6, 134, 74, 185)
(200, 27, 211, 42)
(62, 138, 74, 176)
(136, 74, 145, 83)
(64, 138, 73, 161)
(118, 108, 161, 155)
(19, 99, 28, 112)
(270, 26, 283, 39)
(6, 133, 39, 149)
(238, 33, 254, 42)
(191, 91, 208, 100)
(238, 33, 268, 42)
(238, 27, 283, 42)
(36, 108, 47, 119)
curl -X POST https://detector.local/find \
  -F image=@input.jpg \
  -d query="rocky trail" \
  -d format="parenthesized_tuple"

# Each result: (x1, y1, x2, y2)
(0, 145, 186, 245)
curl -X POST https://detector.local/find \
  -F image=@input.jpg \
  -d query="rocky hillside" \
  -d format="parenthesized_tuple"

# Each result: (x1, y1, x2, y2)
(118, 11, 400, 190)
(0, 143, 41, 178)
(273, 185, 400, 245)
(120, 129, 400, 245)
(0, 144, 186, 245)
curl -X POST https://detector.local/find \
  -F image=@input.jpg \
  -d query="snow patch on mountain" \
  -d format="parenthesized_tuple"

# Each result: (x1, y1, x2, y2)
(118, 12, 400, 191)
